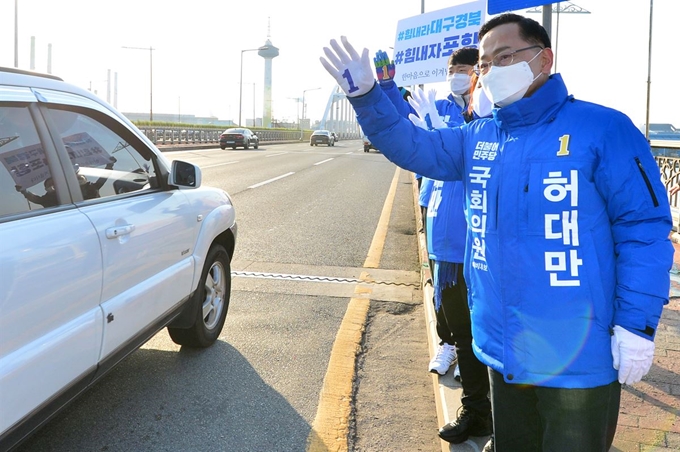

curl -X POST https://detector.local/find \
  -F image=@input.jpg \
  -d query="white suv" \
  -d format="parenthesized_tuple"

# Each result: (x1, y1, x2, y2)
(0, 67, 237, 450)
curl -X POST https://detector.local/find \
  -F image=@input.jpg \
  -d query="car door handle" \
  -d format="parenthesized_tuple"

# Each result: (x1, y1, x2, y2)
(105, 224, 135, 239)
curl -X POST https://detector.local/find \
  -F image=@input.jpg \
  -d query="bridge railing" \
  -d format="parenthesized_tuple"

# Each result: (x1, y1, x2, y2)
(652, 140, 680, 230)
(135, 126, 321, 145)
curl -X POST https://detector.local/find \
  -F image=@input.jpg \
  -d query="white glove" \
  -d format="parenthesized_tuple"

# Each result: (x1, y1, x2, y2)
(408, 113, 428, 130)
(611, 325, 655, 385)
(407, 86, 446, 129)
(320, 36, 375, 97)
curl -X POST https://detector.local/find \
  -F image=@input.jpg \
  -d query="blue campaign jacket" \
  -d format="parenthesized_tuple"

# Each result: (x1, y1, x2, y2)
(381, 80, 468, 264)
(427, 180, 467, 263)
(353, 74, 673, 388)
(419, 177, 434, 208)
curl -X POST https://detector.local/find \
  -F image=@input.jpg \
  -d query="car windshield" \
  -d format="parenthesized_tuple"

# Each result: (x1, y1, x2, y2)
(224, 128, 245, 134)
(313, 131, 329, 136)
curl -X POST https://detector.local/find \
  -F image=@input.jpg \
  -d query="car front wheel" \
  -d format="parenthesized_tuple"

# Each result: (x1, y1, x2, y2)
(168, 244, 231, 347)
(254, 141, 259, 149)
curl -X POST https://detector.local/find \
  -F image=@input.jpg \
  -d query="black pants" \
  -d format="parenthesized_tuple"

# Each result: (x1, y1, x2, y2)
(436, 264, 491, 417)
(489, 369, 620, 452)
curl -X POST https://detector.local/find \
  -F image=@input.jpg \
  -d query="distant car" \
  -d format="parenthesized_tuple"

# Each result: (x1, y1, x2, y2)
(310, 130, 335, 147)
(331, 132, 339, 142)
(219, 128, 259, 150)
(0, 66, 237, 451)
(363, 135, 376, 152)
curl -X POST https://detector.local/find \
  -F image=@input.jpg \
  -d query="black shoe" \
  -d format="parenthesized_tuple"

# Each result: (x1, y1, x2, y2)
(438, 406, 492, 444)
(483, 434, 495, 451)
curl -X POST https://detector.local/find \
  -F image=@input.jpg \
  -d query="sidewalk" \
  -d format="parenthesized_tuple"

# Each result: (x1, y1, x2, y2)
(413, 175, 680, 452)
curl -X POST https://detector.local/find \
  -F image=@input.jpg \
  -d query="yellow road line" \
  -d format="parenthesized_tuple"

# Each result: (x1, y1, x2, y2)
(364, 168, 401, 269)
(306, 167, 402, 452)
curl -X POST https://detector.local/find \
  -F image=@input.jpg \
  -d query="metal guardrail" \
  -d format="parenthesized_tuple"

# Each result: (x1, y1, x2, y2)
(135, 126, 360, 145)
(652, 140, 680, 230)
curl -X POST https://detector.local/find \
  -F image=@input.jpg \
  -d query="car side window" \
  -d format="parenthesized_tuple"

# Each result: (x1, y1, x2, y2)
(0, 105, 62, 216)
(47, 108, 159, 199)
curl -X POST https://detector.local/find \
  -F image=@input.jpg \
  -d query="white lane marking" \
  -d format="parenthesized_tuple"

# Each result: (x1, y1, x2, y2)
(202, 161, 240, 168)
(266, 152, 288, 157)
(171, 149, 223, 154)
(248, 172, 295, 188)
(345, 151, 354, 154)
(314, 158, 334, 166)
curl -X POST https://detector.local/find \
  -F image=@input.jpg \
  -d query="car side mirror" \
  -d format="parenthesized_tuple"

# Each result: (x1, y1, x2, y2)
(170, 160, 202, 188)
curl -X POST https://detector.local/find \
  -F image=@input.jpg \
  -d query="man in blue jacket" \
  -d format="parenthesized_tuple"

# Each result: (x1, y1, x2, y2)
(320, 13, 673, 452)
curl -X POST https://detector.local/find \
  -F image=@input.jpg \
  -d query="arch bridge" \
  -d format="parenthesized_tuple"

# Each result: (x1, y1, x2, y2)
(317, 86, 362, 140)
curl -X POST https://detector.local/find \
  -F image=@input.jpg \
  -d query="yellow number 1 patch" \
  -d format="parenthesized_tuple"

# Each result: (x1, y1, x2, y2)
(557, 134, 571, 156)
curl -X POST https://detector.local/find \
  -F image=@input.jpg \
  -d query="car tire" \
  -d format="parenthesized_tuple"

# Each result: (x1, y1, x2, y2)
(168, 244, 231, 348)
(220, 145, 226, 150)
(254, 142, 259, 149)
(244, 142, 249, 150)
(364, 146, 369, 152)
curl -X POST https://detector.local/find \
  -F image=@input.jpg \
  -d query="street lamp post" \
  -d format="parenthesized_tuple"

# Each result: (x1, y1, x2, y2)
(122, 45, 154, 121)
(14, 0, 18, 67)
(290, 97, 302, 140)
(239, 46, 269, 127)
(644, 0, 654, 139)
(301, 87, 321, 133)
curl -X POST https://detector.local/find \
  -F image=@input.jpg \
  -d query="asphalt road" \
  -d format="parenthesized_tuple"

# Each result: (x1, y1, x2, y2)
(16, 140, 437, 452)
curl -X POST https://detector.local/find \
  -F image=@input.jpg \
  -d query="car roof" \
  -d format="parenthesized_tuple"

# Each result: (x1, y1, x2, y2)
(1, 66, 63, 81)
(0, 66, 166, 160)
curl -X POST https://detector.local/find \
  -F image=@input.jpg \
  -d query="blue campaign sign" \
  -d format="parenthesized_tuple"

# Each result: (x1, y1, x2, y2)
(488, 0, 566, 14)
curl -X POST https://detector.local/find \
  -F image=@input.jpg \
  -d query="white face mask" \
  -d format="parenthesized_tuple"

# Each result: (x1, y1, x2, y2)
(447, 73, 471, 95)
(472, 82, 493, 118)
(480, 50, 543, 107)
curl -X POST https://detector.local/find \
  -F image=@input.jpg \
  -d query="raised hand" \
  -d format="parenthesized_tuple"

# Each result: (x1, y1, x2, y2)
(407, 86, 446, 129)
(320, 36, 375, 97)
(373, 50, 396, 84)
(408, 113, 428, 130)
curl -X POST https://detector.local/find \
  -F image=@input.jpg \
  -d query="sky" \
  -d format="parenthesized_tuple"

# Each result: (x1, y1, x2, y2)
(1, 0, 678, 130)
